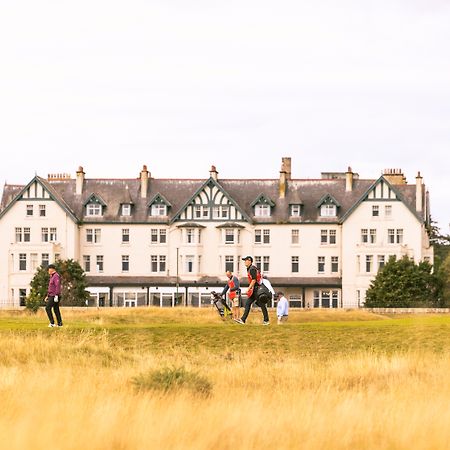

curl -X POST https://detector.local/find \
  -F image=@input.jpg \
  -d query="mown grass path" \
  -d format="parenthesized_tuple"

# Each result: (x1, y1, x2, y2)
(1, 308, 449, 357)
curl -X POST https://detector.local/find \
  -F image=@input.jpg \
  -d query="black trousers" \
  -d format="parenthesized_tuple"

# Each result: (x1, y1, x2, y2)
(241, 288, 269, 323)
(45, 296, 63, 326)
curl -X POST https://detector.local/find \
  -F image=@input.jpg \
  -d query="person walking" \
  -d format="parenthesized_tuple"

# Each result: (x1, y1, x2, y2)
(234, 256, 269, 325)
(262, 275, 275, 306)
(276, 292, 289, 324)
(221, 270, 241, 320)
(45, 264, 63, 328)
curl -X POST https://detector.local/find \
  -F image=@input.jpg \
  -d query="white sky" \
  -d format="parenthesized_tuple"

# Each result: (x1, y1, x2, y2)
(1, 0, 449, 230)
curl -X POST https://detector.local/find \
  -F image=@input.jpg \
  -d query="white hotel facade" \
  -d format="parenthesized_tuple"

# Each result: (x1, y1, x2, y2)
(0, 158, 433, 309)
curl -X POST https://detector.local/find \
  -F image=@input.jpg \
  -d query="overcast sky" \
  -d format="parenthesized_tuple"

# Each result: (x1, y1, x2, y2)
(1, 0, 449, 230)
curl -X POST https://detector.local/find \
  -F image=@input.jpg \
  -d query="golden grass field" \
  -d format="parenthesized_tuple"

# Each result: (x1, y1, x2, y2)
(0, 308, 449, 450)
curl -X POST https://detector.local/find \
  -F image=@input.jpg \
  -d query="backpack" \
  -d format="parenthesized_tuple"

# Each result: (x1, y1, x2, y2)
(256, 283, 272, 304)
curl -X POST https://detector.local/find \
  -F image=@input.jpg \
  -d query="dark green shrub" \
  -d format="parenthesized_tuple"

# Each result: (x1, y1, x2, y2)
(132, 367, 212, 397)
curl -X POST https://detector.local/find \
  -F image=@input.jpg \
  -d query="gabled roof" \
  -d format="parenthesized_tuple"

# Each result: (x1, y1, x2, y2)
(83, 193, 107, 207)
(0, 176, 79, 223)
(0, 172, 426, 225)
(340, 176, 424, 223)
(170, 177, 251, 224)
(251, 193, 276, 208)
(316, 193, 341, 208)
(148, 192, 172, 208)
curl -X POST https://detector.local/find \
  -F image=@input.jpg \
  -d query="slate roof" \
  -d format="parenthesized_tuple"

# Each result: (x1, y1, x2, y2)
(1, 174, 425, 225)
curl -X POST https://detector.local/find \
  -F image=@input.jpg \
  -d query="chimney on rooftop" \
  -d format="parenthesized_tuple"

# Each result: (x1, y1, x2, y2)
(416, 171, 423, 213)
(345, 166, 354, 192)
(76, 166, 85, 195)
(210, 165, 218, 181)
(140, 165, 149, 199)
(383, 168, 407, 185)
(281, 157, 292, 180)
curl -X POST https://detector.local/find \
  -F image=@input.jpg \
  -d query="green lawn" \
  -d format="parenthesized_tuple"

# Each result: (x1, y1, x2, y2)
(1, 308, 449, 358)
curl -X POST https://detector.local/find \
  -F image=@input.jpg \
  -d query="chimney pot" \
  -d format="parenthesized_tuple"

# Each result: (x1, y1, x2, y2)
(140, 165, 149, 199)
(345, 166, 354, 192)
(76, 166, 85, 195)
(209, 165, 218, 181)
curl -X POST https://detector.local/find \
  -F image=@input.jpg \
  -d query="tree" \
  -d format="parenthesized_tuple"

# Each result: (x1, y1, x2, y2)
(26, 259, 90, 312)
(437, 252, 450, 307)
(427, 217, 450, 272)
(365, 256, 443, 308)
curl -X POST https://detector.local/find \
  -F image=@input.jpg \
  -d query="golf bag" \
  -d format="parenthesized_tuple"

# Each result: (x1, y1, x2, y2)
(210, 291, 232, 319)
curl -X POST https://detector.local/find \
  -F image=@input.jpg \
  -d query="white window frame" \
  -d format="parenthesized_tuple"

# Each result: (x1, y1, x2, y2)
(290, 204, 301, 217)
(225, 229, 235, 244)
(291, 256, 299, 273)
(318, 256, 325, 273)
(331, 256, 339, 273)
(122, 255, 130, 272)
(255, 204, 271, 217)
(86, 203, 102, 216)
(121, 204, 131, 216)
(150, 204, 167, 216)
(96, 255, 104, 273)
(320, 204, 336, 217)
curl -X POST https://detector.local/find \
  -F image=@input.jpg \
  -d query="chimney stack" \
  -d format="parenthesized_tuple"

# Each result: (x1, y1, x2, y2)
(281, 157, 292, 180)
(383, 168, 407, 185)
(416, 171, 423, 213)
(209, 165, 218, 181)
(279, 159, 288, 199)
(76, 166, 85, 195)
(345, 166, 354, 192)
(140, 165, 149, 199)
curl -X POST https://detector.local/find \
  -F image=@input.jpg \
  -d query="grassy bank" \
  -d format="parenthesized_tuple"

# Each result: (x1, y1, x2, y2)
(0, 308, 449, 449)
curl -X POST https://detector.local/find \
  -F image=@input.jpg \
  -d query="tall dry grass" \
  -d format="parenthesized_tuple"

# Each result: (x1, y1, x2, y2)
(0, 310, 449, 449)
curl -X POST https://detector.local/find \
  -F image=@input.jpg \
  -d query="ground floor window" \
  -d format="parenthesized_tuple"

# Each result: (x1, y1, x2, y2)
(19, 288, 27, 307)
(113, 292, 146, 307)
(189, 293, 214, 307)
(289, 295, 303, 308)
(150, 292, 184, 307)
(313, 290, 341, 308)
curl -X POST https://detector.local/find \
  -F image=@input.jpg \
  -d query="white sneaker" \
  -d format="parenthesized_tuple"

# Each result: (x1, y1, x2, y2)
(262, 321, 270, 325)
(48, 324, 56, 328)
(233, 318, 245, 324)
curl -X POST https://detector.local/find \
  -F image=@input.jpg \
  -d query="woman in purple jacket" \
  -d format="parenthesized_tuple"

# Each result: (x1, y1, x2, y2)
(45, 264, 63, 327)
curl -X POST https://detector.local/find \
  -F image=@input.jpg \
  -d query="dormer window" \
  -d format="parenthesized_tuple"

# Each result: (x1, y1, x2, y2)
(317, 194, 340, 218)
(251, 193, 275, 218)
(84, 194, 106, 217)
(290, 204, 302, 217)
(148, 193, 171, 217)
(121, 204, 131, 216)
(151, 204, 167, 216)
(86, 203, 102, 216)
(255, 204, 271, 217)
(320, 204, 337, 217)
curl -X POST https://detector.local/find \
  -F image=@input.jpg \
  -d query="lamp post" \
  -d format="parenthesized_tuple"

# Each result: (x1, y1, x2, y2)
(175, 247, 179, 307)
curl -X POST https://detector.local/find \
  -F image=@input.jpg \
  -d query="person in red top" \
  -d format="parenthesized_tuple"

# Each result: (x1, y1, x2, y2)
(221, 270, 241, 320)
(45, 264, 63, 328)
(234, 256, 269, 325)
